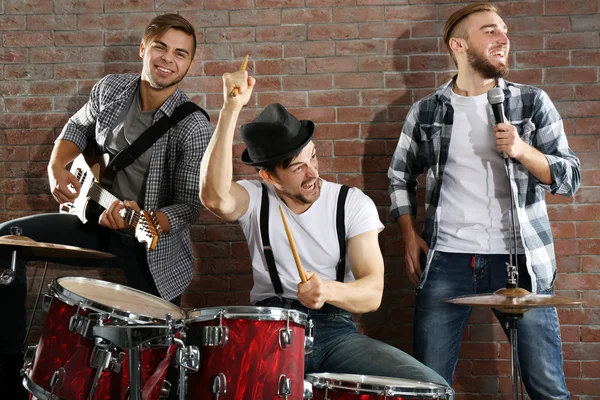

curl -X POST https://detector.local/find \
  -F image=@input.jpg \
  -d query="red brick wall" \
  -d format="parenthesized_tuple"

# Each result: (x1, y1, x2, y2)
(1, 1, 599, 398)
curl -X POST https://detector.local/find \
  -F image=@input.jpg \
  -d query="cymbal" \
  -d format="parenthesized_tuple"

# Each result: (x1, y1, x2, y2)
(445, 287, 584, 314)
(0, 235, 114, 260)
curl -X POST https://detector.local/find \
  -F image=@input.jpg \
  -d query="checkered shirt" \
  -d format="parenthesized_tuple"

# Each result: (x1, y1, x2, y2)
(58, 73, 212, 300)
(388, 77, 581, 293)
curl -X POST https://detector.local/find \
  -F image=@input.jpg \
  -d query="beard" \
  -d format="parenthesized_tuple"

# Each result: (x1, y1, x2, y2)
(467, 45, 509, 79)
(285, 179, 322, 205)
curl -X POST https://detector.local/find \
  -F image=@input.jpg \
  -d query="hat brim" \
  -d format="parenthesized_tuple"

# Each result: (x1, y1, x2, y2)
(241, 120, 315, 166)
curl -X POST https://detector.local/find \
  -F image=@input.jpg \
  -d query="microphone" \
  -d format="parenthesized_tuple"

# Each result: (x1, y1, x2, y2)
(487, 87, 508, 159)
(487, 86, 505, 125)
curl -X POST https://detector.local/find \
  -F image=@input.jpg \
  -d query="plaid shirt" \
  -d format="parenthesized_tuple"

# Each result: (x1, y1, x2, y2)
(58, 74, 212, 300)
(388, 78, 580, 294)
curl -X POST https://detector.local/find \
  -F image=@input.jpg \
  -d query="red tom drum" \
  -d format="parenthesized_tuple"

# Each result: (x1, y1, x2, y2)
(22, 277, 185, 400)
(185, 306, 310, 400)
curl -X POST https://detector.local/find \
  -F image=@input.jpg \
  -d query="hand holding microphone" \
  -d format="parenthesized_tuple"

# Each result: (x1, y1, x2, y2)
(487, 87, 524, 159)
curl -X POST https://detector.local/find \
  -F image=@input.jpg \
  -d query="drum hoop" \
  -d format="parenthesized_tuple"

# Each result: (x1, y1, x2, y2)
(23, 372, 68, 400)
(50, 277, 185, 325)
(186, 306, 309, 326)
(305, 373, 450, 398)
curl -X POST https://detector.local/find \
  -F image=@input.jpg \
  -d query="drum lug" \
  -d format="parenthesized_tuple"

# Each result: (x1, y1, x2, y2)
(177, 344, 200, 372)
(277, 374, 291, 398)
(202, 325, 229, 347)
(303, 381, 313, 399)
(212, 372, 227, 398)
(49, 367, 66, 394)
(158, 379, 171, 399)
(304, 319, 314, 354)
(42, 294, 53, 312)
(69, 310, 107, 339)
(89, 342, 114, 399)
(111, 351, 126, 373)
(279, 327, 292, 350)
(23, 344, 38, 365)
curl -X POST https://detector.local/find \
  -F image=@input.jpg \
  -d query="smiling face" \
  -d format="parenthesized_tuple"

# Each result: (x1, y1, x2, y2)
(139, 28, 194, 91)
(460, 11, 510, 79)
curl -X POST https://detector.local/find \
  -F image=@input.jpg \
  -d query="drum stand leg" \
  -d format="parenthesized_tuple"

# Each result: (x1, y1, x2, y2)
(129, 344, 142, 400)
(505, 314, 523, 400)
(23, 261, 50, 349)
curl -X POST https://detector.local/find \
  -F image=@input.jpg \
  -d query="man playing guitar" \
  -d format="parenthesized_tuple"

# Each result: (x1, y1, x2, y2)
(0, 14, 212, 399)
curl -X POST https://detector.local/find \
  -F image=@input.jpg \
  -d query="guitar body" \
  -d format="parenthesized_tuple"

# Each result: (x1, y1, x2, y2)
(60, 154, 107, 224)
(60, 153, 160, 251)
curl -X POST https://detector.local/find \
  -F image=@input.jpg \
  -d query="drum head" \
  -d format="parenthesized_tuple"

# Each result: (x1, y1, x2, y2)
(306, 373, 450, 398)
(52, 277, 185, 324)
(186, 306, 308, 326)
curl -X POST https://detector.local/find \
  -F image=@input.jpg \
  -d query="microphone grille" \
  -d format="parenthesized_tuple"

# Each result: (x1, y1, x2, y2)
(487, 87, 504, 105)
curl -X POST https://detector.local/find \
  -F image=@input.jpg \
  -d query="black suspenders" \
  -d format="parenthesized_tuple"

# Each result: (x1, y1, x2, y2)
(259, 183, 350, 295)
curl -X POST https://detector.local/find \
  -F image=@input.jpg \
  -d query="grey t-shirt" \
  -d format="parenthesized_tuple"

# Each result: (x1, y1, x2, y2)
(104, 86, 156, 207)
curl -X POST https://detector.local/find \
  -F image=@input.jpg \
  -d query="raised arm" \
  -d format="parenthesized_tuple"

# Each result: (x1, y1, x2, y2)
(199, 71, 255, 222)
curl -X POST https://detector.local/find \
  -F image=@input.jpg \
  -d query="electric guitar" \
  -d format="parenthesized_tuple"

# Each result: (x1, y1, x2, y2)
(59, 154, 161, 251)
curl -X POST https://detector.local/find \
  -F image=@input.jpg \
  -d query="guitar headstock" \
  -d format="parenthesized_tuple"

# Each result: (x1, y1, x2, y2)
(135, 209, 161, 251)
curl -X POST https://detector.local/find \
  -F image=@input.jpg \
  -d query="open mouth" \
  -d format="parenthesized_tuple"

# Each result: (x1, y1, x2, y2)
(302, 180, 317, 192)
(155, 65, 173, 75)
(490, 49, 506, 59)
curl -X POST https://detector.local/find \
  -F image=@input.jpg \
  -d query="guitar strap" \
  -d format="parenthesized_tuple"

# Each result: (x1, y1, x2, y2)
(100, 101, 209, 188)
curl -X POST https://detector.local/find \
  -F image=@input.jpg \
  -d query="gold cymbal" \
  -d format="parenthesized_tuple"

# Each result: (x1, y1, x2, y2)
(0, 235, 114, 260)
(444, 287, 584, 314)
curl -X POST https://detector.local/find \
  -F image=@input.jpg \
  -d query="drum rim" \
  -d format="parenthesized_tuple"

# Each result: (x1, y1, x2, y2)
(23, 372, 68, 400)
(51, 276, 185, 325)
(185, 306, 309, 326)
(305, 373, 451, 397)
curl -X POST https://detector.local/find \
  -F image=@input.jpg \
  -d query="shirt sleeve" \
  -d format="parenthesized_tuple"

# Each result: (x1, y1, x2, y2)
(236, 180, 262, 224)
(388, 102, 425, 221)
(159, 112, 213, 233)
(56, 76, 106, 150)
(531, 90, 581, 196)
(345, 187, 384, 239)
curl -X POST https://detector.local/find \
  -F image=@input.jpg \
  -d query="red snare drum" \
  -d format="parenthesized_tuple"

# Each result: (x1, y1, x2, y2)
(22, 277, 185, 400)
(305, 373, 453, 400)
(185, 306, 310, 400)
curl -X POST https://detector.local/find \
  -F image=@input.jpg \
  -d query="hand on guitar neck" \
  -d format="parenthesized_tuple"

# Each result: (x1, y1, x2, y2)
(59, 154, 163, 251)
(99, 199, 142, 230)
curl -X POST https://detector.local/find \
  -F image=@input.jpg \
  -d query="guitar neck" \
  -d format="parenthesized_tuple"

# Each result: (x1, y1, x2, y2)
(88, 183, 140, 227)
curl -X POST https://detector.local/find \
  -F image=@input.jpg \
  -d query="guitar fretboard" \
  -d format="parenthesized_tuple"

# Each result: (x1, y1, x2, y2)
(88, 182, 141, 227)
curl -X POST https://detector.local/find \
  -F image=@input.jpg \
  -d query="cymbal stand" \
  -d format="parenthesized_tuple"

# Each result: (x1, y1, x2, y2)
(0, 226, 23, 285)
(23, 260, 50, 349)
(502, 266, 523, 400)
(504, 311, 523, 400)
(504, 156, 519, 285)
(504, 155, 523, 400)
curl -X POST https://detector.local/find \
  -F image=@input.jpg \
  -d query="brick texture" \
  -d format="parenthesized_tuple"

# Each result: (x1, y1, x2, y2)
(1, 1, 599, 398)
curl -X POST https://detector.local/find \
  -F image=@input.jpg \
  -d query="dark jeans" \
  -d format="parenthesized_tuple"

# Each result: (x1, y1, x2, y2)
(256, 297, 450, 390)
(0, 212, 179, 399)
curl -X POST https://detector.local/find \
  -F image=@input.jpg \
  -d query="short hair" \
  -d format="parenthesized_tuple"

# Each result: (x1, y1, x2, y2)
(142, 14, 196, 59)
(443, 2, 498, 65)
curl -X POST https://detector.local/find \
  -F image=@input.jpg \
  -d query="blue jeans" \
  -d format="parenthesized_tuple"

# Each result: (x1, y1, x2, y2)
(414, 252, 569, 400)
(256, 297, 451, 390)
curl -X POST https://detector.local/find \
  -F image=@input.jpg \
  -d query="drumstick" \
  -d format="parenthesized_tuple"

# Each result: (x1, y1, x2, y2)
(230, 54, 249, 98)
(279, 205, 307, 283)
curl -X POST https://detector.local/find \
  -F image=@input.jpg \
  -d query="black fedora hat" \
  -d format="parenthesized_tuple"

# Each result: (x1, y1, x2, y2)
(241, 103, 314, 167)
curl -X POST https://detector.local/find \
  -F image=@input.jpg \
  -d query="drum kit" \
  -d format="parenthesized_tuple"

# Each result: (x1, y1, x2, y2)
(0, 235, 585, 400)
